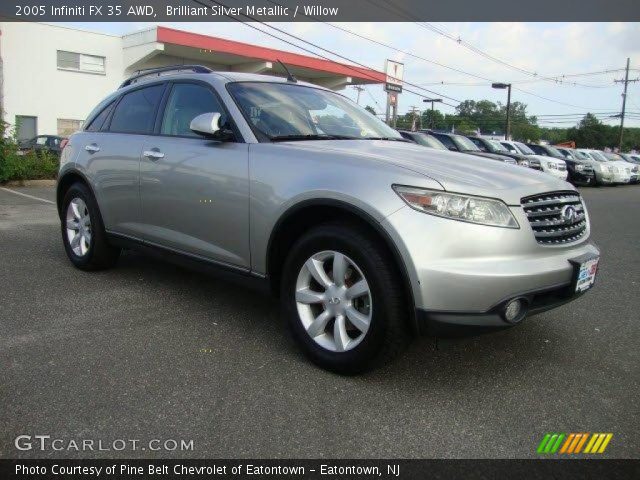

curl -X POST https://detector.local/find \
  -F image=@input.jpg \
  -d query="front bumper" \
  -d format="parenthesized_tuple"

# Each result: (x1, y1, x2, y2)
(543, 167, 568, 180)
(416, 282, 589, 334)
(568, 169, 595, 186)
(382, 204, 600, 330)
(612, 171, 631, 184)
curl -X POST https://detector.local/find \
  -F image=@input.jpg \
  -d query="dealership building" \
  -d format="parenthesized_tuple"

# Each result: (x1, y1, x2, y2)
(0, 22, 385, 140)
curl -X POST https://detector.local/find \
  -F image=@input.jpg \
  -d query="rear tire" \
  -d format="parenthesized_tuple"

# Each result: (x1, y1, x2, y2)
(281, 222, 409, 374)
(61, 183, 120, 270)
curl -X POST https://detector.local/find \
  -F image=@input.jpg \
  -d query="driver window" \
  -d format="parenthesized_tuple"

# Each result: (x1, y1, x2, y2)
(161, 83, 224, 137)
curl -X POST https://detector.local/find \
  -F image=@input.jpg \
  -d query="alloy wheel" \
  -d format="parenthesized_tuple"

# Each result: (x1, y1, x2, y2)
(295, 250, 372, 352)
(66, 198, 92, 257)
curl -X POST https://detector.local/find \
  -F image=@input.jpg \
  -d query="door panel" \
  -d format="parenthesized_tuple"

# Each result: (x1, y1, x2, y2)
(80, 132, 144, 237)
(140, 137, 250, 268)
(80, 83, 166, 237)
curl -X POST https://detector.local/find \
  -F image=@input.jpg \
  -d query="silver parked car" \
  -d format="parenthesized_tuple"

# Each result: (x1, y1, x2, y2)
(57, 66, 601, 373)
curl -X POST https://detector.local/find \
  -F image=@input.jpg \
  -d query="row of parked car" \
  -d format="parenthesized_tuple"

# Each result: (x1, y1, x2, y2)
(398, 129, 640, 186)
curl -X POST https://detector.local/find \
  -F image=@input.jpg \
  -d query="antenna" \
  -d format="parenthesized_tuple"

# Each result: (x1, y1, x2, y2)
(276, 59, 297, 83)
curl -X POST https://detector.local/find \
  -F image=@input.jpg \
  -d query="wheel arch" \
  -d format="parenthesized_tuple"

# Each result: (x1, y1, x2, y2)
(56, 170, 97, 220)
(266, 199, 418, 333)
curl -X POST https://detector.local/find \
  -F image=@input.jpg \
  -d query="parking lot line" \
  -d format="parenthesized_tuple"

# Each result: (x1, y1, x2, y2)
(0, 187, 55, 205)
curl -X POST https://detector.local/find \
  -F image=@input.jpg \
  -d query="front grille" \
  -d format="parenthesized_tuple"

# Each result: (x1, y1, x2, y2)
(521, 191, 587, 245)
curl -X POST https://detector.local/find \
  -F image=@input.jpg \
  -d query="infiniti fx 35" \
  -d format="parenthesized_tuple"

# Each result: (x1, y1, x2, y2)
(57, 67, 600, 373)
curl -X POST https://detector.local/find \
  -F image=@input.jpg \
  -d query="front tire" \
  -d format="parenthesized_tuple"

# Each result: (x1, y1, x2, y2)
(61, 183, 120, 270)
(281, 222, 409, 374)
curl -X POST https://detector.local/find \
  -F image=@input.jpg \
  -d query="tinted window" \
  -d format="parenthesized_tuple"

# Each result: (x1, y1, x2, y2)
(528, 144, 546, 155)
(161, 83, 224, 137)
(501, 142, 517, 153)
(86, 102, 115, 132)
(109, 85, 164, 134)
(469, 138, 488, 151)
(432, 133, 456, 150)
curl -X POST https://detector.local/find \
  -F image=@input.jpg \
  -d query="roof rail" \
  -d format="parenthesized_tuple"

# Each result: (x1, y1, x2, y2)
(119, 65, 213, 88)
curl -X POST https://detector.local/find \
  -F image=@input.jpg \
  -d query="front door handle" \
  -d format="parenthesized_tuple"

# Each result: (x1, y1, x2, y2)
(85, 144, 100, 153)
(143, 149, 165, 160)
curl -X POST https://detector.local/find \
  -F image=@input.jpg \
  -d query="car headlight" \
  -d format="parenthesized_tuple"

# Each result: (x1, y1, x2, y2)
(393, 186, 519, 228)
(546, 161, 558, 169)
(575, 164, 585, 171)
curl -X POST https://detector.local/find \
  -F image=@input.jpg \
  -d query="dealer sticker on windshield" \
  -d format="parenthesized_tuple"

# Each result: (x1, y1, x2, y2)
(575, 256, 599, 292)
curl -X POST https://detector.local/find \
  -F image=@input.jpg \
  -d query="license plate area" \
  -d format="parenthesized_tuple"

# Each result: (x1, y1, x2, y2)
(570, 253, 600, 293)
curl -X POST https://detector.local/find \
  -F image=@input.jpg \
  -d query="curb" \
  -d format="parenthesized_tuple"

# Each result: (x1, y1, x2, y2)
(2, 179, 57, 187)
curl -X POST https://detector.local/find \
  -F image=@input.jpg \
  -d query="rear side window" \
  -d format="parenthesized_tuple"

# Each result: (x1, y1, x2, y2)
(85, 102, 115, 132)
(161, 83, 224, 137)
(109, 84, 165, 134)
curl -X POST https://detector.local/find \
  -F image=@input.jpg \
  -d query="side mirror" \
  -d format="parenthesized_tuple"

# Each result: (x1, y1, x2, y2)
(190, 112, 222, 136)
(190, 112, 233, 140)
(448, 147, 457, 151)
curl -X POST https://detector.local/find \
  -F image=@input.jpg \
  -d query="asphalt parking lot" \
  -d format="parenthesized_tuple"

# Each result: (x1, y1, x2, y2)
(1, 184, 638, 459)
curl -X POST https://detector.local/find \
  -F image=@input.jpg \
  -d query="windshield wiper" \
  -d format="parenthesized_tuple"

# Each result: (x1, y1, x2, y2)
(269, 134, 357, 142)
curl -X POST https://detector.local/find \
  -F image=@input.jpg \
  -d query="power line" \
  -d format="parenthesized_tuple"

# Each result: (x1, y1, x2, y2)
(199, 0, 467, 108)
(363, 0, 635, 95)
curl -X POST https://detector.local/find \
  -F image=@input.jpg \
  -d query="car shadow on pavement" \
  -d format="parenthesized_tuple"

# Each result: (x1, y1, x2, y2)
(99, 248, 565, 390)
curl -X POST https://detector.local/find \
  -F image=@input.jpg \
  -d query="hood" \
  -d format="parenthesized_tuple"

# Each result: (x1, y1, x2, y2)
(462, 150, 512, 162)
(278, 140, 574, 205)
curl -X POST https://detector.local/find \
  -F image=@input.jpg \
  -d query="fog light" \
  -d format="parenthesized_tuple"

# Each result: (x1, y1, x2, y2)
(504, 298, 526, 323)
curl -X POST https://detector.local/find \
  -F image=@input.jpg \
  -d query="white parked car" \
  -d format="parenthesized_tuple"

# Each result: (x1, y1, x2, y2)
(577, 149, 631, 184)
(501, 141, 568, 181)
(570, 149, 615, 185)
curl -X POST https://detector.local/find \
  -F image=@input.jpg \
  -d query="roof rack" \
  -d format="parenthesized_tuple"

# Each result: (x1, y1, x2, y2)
(119, 65, 213, 88)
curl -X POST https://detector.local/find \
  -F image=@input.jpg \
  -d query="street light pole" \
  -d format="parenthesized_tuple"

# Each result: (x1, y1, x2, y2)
(422, 98, 442, 129)
(492, 83, 512, 140)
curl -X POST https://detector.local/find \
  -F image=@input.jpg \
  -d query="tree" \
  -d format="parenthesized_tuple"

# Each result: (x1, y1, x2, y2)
(421, 109, 446, 130)
(566, 114, 611, 148)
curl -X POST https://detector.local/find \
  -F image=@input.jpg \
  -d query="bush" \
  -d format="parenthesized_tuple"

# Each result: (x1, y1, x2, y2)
(0, 120, 59, 183)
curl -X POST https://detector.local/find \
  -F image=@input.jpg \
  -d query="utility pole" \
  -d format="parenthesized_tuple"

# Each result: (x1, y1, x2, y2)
(408, 106, 420, 131)
(492, 83, 512, 140)
(352, 85, 364, 105)
(614, 58, 638, 151)
(422, 98, 442, 129)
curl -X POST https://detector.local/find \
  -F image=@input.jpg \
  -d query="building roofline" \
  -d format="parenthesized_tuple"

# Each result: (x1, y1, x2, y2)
(155, 26, 385, 84)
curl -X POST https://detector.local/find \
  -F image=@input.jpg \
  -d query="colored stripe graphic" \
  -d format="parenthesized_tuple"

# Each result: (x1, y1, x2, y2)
(539, 433, 613, 454)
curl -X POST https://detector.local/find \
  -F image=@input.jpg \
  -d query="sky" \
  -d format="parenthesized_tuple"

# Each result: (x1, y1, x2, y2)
(60, 21, 640, 128)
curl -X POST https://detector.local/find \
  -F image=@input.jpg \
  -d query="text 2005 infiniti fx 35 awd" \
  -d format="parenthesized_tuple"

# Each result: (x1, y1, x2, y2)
(56, 66, 600, 373)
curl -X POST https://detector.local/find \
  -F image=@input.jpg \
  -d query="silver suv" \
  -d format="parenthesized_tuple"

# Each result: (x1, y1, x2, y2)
(57, 66, 600, 373)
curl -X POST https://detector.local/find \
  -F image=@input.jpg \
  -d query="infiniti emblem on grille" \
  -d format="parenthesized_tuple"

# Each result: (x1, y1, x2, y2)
(561, 205, 577, 224)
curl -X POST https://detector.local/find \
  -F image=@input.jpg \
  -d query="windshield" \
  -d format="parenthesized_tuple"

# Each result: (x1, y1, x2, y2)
(413, 133, 447, 150)
(604, 152, 623, 161)
(452, 135, 480, 151)
(544, 146, 565, 158)
(228, 82, 402, 141)
(588, 151, 608, 162)
(514, 142, 535, 155)
(487, 139, 509, 152)
(573, 150, 591, 161)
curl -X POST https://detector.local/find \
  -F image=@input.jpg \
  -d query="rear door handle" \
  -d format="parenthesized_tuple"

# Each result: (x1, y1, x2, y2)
(85, 144, 100, 153)
(143, 149, 165, 160)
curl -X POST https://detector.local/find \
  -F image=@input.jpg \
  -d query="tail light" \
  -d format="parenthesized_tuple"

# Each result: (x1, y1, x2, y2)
(60, 138, 69, 151)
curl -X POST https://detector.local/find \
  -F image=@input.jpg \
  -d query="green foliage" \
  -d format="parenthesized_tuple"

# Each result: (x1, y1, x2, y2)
(364, 105, 377, 116)
(399, 99, 640, 150)
(0, 120, 59, 183)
